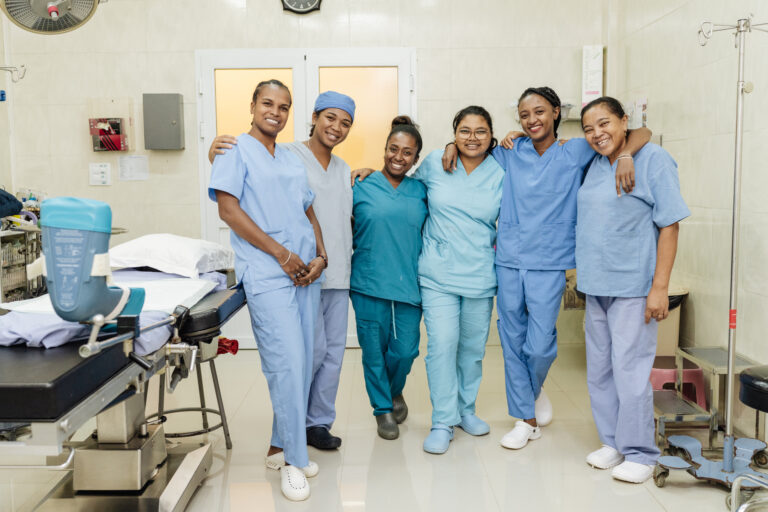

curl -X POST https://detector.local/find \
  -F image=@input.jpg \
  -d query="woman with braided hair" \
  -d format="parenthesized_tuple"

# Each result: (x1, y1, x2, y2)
(443, 87, 651, 450)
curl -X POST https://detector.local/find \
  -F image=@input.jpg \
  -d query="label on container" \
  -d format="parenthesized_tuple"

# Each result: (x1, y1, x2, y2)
(50, 229, 89, 309)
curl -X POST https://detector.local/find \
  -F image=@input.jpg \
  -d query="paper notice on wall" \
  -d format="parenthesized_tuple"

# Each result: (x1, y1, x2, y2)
(89, 162, 111, 186)
(118, 155, 149, 181)
(582, 45, 604, 107)
(627, 97, 648, 129)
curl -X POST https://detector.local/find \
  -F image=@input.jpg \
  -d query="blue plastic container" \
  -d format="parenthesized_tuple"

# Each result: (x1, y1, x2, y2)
(40, 197, 143, 322)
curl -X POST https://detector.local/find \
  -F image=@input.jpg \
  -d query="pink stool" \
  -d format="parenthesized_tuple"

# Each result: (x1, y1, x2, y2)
(651, 356, 707, 409)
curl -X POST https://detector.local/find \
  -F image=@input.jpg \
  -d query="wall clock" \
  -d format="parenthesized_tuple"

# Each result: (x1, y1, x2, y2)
(282, 0, 321, 14)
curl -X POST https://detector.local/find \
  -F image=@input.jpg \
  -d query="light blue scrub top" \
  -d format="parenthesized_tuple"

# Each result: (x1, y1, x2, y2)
(493, 137, 595, 270)
(412, 150, 504, 298)
(350, 172, 428, 306)
(576, 143, 690, 298)
(208, 133, 317, 294)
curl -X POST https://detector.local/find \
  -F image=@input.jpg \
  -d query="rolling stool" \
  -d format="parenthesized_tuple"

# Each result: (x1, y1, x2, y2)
(651, 356, 707, 409)
(725, 366, 768, 511)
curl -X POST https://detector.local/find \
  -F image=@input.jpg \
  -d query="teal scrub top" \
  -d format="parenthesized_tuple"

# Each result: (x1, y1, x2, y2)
(413, 150, 504, 298)
(208, 134, 317, 294)
(576, 143, 690, 298)
(493, 138, 595, 270)
(350, 171, 428, 306)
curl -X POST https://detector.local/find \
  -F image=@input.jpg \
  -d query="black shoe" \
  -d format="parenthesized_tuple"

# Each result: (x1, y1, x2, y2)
(306, 426, 342, 450)
(392, 394, 408, 424)
(375, 413, 399, 440)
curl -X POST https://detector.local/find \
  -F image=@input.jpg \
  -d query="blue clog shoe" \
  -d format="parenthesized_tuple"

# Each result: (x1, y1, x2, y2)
(458, 414, 490, 436)
(423, 425, 453, 454)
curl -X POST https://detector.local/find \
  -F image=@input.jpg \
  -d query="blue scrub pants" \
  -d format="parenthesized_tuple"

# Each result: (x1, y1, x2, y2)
(496, 266, 565, 420)
(307, 288, 349, 429)
(243, 280, 320, 468)
(421, 287, 493, 427)
(585, 295, 660, 465)
(350, 291, 421, 416)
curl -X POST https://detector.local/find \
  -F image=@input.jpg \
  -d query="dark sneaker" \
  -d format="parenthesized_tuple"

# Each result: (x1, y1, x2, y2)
(306, 426, 342, 450)
(392, 394, 408, 424)
(375, 413, 399, 440)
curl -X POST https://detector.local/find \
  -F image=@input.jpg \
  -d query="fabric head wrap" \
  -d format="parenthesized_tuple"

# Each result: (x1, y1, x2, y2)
(313, 91, 356, 121)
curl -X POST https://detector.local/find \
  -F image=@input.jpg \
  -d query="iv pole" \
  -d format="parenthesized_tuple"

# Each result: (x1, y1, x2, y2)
(699, 15, 768, 474)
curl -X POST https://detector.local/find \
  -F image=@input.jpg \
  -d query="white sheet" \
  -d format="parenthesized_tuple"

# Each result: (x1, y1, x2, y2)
(1, 278, 216, 315)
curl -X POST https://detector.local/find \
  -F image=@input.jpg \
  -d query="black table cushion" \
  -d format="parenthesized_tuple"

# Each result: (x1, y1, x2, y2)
(0, 343, 127, 421)
(179, 284, 246, 343)
(740, 366, 768, 413)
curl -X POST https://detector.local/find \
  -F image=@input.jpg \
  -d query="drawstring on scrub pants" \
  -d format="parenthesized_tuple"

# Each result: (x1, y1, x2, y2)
(391, 301, 398, 340)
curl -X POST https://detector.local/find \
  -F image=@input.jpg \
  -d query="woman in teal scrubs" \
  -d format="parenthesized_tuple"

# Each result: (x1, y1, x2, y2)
(415, 106, 504, 454)
(351, 116, 428, 441)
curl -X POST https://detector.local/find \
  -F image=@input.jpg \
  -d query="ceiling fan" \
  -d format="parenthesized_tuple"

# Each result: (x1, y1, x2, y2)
(0, 0, 106, 34)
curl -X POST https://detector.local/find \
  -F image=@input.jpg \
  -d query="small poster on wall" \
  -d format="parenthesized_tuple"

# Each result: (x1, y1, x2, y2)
(89, 118, 128, 151)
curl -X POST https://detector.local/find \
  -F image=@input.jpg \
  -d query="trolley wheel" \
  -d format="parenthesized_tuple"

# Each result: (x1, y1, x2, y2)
(653, 466, 669, 488)
(725, 489, 755, 510)
(753, 450, 768, 468)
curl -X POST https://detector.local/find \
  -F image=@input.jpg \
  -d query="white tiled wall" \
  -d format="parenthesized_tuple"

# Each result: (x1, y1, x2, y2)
(609, 0, 768, 363)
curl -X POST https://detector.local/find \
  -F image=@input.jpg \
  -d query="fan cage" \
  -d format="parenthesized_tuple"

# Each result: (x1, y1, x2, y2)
(1, 0, 98, 34)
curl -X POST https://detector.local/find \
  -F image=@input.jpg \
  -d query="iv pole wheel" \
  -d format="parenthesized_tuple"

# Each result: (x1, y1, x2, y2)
(725, 489, 755, 510)
(753, 449, 768, 468)
(653, 466, 669, 488)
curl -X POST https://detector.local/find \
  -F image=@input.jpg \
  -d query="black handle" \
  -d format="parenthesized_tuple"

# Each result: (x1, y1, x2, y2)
(129, 352, 152, 370)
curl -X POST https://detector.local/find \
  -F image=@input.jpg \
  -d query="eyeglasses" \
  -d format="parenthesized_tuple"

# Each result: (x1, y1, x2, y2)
(456, 128, 490, 140)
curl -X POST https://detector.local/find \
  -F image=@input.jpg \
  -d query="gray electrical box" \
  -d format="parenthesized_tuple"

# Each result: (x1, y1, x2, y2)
(143, 93, 185, 150)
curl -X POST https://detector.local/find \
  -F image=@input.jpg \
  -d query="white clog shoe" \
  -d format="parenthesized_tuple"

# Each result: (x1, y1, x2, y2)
(535, 389, 553, 426)
(586, 445, 625, 469)
(265, 451, 319, 478)
(611, 461, 654, 483)
(500, 420, 541, 449)
(281, 464, 311, 501)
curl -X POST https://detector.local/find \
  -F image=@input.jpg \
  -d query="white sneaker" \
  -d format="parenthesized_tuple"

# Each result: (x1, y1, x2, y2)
(611, 461, 654, 483)
(500, 420, 541, 449)
(586, 445, 625, 469)
(265, 451, 319, 478)
(535, 390, 553, 426)
(280, 464, 310, 501)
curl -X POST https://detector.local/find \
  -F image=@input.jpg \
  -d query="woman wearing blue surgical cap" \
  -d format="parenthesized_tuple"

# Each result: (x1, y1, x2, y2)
(443, 87, 651, 451)
(208, 79, 327, 501)
(210, 91, 356, 452)
(578, 97, 688, 483)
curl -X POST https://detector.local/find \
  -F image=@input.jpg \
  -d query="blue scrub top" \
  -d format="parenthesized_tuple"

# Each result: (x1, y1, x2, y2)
(208, 134, 317, 294)
(413, 150, 504, 298)
(493, 137, 595, 270)
(350, 171, 427, 306)
(576, 143, 690, 298)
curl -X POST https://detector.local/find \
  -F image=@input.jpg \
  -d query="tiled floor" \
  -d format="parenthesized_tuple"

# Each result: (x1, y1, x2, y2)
(1, 344, 760, 511)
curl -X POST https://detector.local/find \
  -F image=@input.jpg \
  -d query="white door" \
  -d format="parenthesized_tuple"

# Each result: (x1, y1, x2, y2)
(196, 48, 416, 348)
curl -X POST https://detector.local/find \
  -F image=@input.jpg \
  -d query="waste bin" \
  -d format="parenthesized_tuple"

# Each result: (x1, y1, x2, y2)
(656, 284, 689, 356)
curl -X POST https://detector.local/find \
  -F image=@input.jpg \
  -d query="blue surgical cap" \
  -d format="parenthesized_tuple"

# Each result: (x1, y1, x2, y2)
(314, 91, 356, 121)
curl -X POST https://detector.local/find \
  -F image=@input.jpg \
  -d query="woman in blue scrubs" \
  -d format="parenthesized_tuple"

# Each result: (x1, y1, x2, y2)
(351, 116, 427, 441)
(208, 80, 328, 502)
(577, 97, 689, 483)
(210, 92, 357, 451)
(443, 87, 651, 450)
(413, 107, 504, 454)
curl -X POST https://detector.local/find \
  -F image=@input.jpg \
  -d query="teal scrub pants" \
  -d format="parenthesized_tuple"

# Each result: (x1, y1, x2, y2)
(350, 291, 421, 416)
(421, 287, 493, 427)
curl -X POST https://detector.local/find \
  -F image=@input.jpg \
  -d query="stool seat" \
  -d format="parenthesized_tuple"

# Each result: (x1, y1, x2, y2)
(740, 366, 768, 413)
(651, 356, 707, 409)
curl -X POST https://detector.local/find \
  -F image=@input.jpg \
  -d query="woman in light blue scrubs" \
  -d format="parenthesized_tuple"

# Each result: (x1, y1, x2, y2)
(210, 91, 357, 452)
(444, 87, 651, 451)
(414, 106, 505, 454)
(577, 97, 689, 484)
(208, 80, 328, 502)
(351, 116, 428, 441)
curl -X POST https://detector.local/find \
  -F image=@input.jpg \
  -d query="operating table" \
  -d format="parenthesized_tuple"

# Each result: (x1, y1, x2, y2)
(0, 283, 246, 512)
